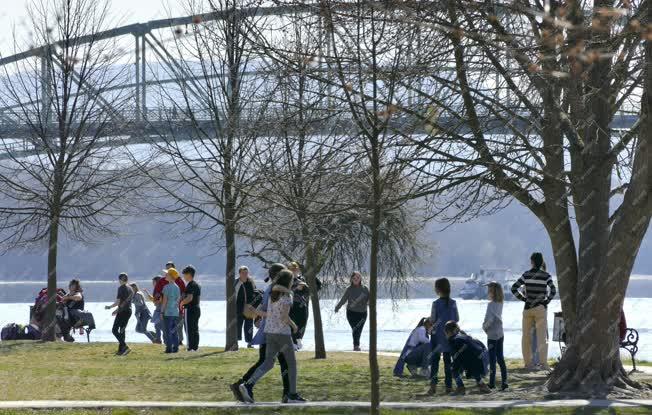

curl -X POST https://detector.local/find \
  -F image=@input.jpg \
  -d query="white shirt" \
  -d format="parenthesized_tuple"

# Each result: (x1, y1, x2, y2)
(406, 326, 429, 347)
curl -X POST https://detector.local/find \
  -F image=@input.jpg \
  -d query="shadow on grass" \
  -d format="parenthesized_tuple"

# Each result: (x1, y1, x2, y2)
(165, 349, 228, 361)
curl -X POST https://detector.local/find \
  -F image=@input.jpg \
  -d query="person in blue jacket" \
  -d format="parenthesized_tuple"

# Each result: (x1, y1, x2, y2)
(230, 263, 290, 403)
(445, 321, 491, 395)
(426, 278, 459, 395)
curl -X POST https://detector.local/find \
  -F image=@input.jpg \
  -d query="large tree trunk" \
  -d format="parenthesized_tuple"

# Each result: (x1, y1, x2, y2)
(549, 5, 651, 392)
(43, 214, 59, 342)
(304, 245, 326, 359)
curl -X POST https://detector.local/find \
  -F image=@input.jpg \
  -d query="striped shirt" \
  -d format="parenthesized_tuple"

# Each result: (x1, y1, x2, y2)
(511, 268, 556, 310)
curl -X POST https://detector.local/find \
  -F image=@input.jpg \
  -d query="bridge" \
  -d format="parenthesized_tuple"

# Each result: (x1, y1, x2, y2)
(0, 3, 640, 160)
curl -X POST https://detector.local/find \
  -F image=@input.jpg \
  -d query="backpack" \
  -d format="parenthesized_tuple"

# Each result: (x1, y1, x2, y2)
(1, 323, 20, 341)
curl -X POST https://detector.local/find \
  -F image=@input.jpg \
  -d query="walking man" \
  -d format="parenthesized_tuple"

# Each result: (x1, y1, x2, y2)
(106, 273, 133, 356)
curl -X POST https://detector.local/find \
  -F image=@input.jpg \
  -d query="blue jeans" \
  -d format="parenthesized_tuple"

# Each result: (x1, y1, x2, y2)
(163, 316, 179, 352)
(152, 309, 163, 342)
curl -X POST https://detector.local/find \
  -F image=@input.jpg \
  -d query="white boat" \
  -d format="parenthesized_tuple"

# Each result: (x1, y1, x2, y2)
(459, 268, 520, 300)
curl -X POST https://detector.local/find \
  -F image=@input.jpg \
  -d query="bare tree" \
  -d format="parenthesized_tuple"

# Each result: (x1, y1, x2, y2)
(0, 0, 137, 340)
(136, 0, 270, 351)
(244, 1, 434, 411)
(389, 0, 650, 395)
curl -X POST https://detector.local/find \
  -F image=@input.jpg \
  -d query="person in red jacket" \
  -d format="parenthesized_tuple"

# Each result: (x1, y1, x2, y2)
(154, 262, 186, 346)
(619, 309, 627, 343)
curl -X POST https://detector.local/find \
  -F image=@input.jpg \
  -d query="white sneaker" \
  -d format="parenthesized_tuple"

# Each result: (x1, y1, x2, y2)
(296, 339, 303, 350)
(293, 342, 300, 351)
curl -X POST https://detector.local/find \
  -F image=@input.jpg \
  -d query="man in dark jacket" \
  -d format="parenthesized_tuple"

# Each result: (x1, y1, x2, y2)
(235, 265, 256, 345)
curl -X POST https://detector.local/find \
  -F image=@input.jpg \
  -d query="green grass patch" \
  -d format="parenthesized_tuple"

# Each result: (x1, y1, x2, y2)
(0, 341, 649, 407)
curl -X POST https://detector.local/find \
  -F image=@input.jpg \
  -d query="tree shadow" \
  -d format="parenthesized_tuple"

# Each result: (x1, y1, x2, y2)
(165, 349, 228, 361)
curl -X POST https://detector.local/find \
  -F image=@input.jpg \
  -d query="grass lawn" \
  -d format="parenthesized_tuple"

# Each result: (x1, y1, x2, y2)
(0, 341, 650, 414)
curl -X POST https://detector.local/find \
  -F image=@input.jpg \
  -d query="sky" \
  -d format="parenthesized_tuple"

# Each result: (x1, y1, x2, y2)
(0, 0, 184, 55)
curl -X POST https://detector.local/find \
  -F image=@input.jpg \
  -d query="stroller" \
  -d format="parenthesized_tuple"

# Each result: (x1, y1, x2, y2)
(31, 288, 96, 343)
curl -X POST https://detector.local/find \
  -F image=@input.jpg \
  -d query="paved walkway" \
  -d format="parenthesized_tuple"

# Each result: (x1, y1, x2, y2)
(0, 400, 651, 410)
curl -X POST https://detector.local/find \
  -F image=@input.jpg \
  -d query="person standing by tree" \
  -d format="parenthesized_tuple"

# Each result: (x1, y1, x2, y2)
(511, 252, 556, 370)
(235, 266, 256, 347)
(105, 273, 133, 356)
(334, 272, 370, 351)
(180, 265, 201, 352)
(288, 262, 310, 349)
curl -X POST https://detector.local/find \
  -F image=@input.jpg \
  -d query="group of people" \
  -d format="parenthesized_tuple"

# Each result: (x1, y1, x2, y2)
(105, 261, 201, 356)
(234, 262, 319, 351)
(55, 251, 562, 399)
(393, 252, 557, 395)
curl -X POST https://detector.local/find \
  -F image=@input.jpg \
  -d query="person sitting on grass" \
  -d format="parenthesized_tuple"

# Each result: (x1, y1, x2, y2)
(394, 317, 433, 378)
(239, 269, 306, 404)
(445, 321, 491, 395)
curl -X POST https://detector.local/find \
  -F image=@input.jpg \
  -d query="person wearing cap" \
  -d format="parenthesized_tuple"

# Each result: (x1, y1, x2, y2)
(230, 263, 290, 403)
(105, 273, 134, 356)
(235, 265, 256, 345)
(161, 268, 182, 353)
(180, 265, 201, 352)
(153, 262, 186, 347)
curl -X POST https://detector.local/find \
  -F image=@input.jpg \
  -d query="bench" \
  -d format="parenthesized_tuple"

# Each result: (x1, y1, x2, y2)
(553, 312, 640, 372)
(29, 305, 96, 343)
(621, 328, 640, 372)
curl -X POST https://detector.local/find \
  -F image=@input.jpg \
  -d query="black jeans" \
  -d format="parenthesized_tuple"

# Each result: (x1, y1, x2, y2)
(237, 313, 253, 343)
(290, 305, 309, 342)
(488, 337, 508, 387)
(346, 310, 367, 348)
(185, 306, 201, 351)
(240, 343, 290, 396)
(112, 308, 132, 351)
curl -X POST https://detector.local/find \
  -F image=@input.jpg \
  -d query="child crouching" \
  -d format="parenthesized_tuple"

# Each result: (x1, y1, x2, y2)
(444, 321, 491, 395)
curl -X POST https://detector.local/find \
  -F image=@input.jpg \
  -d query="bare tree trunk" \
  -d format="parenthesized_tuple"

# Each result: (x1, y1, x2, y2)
(224, 213, 239, 351)
(369, 136, 381, 415)
(304, 245, 326, 359)
(369, 203, 381, 415)
(44, 214, 59, 342)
